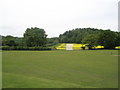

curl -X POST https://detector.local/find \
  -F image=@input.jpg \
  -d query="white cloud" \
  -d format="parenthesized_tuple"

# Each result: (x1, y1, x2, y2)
(0, 0, 119, 37)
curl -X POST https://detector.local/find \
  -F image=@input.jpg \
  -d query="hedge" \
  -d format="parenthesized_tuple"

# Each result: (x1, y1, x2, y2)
(2, 46, 51, 50)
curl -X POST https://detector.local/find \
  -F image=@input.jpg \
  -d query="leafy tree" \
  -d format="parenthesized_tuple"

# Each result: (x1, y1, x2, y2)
(24, 27, 47, 47)
(47, 37, 59, 44)
(14, 37, 25, 46)
(82, 34, 98, 49)
(59, 28, 100, 43)
(0, 35, 2, 46)
(46, 37, 59, 46)
(2, 35, 17, 46)
(115, 32, 120, 46)
(1, 27, 120, 50)
(97, 30, 117, 49)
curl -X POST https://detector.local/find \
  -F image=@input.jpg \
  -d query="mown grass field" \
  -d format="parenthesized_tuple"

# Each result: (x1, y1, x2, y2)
(2, 50, 118, 88)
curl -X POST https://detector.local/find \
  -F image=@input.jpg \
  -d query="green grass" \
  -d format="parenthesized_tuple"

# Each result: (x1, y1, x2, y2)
(2, 50, 118, 88)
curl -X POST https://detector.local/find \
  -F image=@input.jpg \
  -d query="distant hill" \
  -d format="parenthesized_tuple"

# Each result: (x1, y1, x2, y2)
(59, 28, 107, 43)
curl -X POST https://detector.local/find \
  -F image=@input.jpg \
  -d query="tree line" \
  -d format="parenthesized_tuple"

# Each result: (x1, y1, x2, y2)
(1, 27, 120, 50)
(59, 28, 120, 49)
(1, 27, 50, 50)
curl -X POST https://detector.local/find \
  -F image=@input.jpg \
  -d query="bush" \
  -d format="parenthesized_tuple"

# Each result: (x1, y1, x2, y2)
(16, 46, 24, 50)
(0, 46, 2, 50)
(2, 46, 10, 50)
(2, 46, 51, 50)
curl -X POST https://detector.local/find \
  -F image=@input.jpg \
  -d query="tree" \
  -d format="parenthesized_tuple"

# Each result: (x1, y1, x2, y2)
(0, 35, 2, 46)
(82, 34, 98, 49)
(47, 37, 59, 44)
(59, 28, 100, 43)
(14, 37, 25, 46)
(97, 30, 117, 49)
(115, 32, 120, 46)
(24, 27, 47, 47)
(2, 35, 17, 46)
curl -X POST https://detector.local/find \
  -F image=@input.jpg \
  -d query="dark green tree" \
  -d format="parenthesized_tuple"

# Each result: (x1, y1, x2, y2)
(82, 34, 98, 49)
(115, 32, 120, 46)
(97, 30, 117, 49)
(59, 28, 100, 43)
(46, 37, 59, 47)
(0, 35, 2, 46)
(2, 35, 17, 46)
(24, 27, 47, 47)
(14, 37, 25, 46)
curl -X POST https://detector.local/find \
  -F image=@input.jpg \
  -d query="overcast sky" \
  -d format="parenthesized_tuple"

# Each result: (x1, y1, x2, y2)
(0, 0, 119, 38)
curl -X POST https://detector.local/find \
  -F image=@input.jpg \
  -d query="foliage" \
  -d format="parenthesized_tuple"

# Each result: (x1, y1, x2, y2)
(2, 46, 51, 50)
(14, 37, 25, 46)
(115, 32, 120, 46)
(0, 35, 2, 46)
(46, 37, 59, 47)
(2, 35, 17, 46)
(2, 35, 24, 47)
(1, 27, 120, 50)
(59, 28, 101, 43)
(82, 34, 99, 49)
(97, 30, 118, 49)
(24, 27, 47, 47)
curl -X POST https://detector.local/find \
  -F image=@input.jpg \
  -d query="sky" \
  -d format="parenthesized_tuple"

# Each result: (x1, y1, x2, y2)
(0, 0, 119, 38)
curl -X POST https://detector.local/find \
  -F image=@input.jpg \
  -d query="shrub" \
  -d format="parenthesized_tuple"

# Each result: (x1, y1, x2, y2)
(2, 46, 10, 50)
(2, 46, 51, 50)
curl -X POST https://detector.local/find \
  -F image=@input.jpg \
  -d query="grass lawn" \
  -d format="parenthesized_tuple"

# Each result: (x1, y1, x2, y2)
(2, 50, 118, 88)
